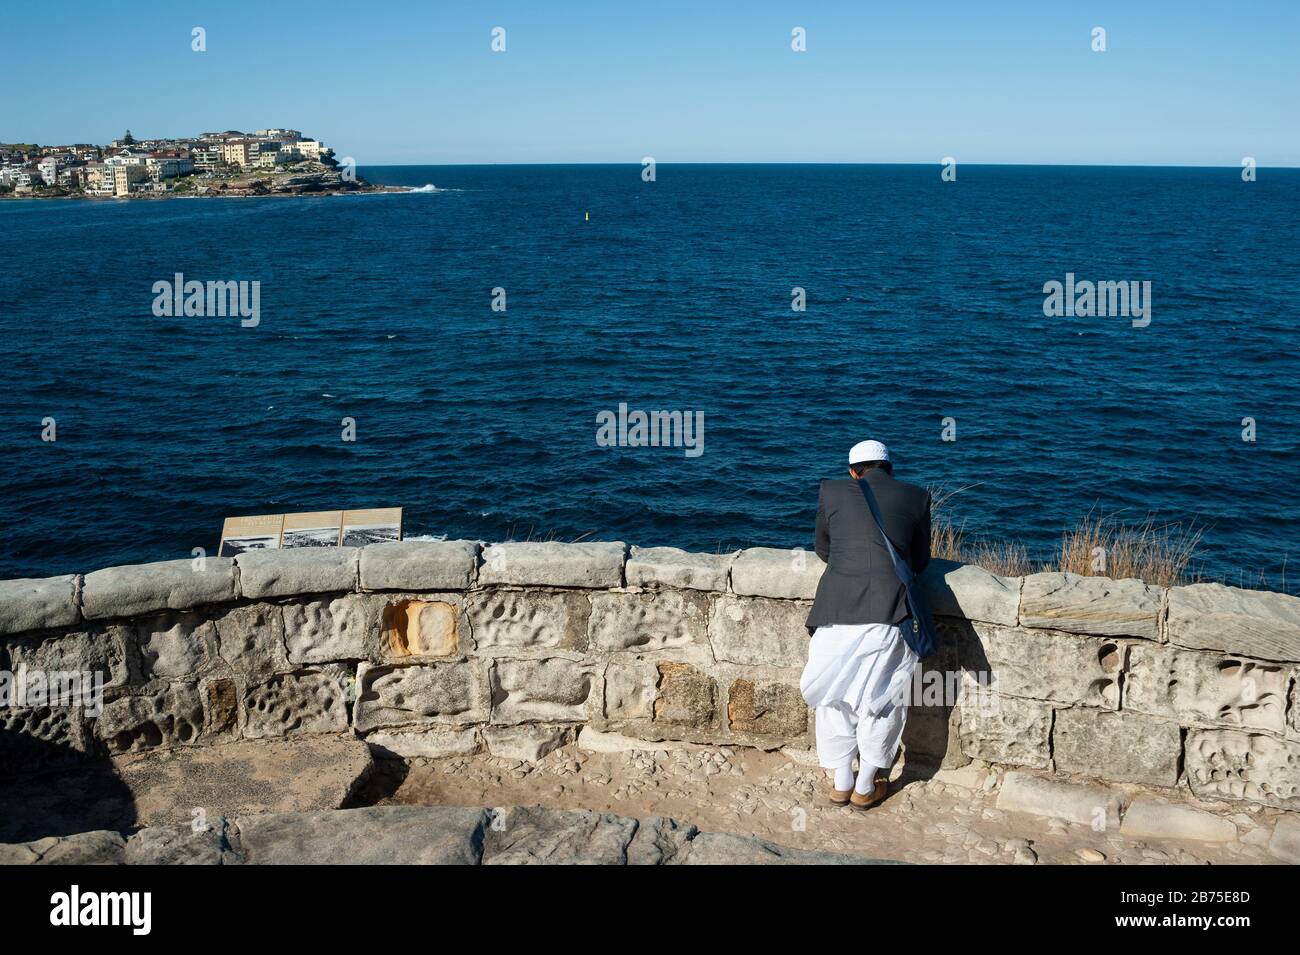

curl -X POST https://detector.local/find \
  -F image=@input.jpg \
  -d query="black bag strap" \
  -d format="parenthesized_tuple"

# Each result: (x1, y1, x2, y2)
(855, 476, 915, 588)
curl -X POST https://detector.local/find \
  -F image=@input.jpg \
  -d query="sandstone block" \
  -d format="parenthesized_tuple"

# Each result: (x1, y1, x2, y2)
(82, 558, 236, 620)
(589, 590, 710, 656)
(708, 595, 809, 668)
(1124, 642, 1290, 733)
(1186, 729, 1300, 810)
(363, 727, 480, 759)
(359, 539, 479, 591)
(466, 589, 589, 654)
(478, 541, 625, 588)
(1019, 572, 1161, 639)
(958, 693, 1053, 768)
(233, 806, 489, 865)
(380, 599, 459, 659)
(603, 660, 658, 720)
(1267, 813, 1300, 863)
(729, 547, 825, 600)
(483, 724, 569, 762)
(962, 624, 1122, 707)
(0, 575, 80, 635)
(242, 670, 350, 739)
(921, 560, 1020, 626)
(1168, 583, 1300, 662)
(6, 628, 130, 692)
(354, 661, 489, 732)
(127, 611, 218, 681)
(625, 546, 733, 592)
(727, 678, 807, 737)
(1053, 707, 1181, 787)
(491, 658, 595, 724)
(1120, 795, 1238, 843)
(283, 595, 375, 664)
(96, 684, 206, 753)
(653, 661, 717, 726)
(213, 603, 290, 677)
(995, 771, 1122, 829)
(235, 548, 359, 599)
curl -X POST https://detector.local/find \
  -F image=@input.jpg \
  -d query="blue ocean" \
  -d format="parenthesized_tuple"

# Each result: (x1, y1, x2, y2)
(1, 164, 1296, 589)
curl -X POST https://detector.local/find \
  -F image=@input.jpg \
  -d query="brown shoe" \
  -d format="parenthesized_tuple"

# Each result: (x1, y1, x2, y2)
(849, 777, 889, 810)
(830, 784, 853, 806)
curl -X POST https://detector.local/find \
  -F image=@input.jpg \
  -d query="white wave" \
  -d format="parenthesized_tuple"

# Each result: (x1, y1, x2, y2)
(404, 533, 448, 542)
(407, 184, 442, 193)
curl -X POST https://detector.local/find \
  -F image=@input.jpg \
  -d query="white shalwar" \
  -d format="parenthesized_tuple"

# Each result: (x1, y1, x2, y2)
(800, 623, 919, 771)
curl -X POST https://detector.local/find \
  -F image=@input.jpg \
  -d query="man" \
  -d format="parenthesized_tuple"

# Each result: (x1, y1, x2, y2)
(800, 440, 931, 810)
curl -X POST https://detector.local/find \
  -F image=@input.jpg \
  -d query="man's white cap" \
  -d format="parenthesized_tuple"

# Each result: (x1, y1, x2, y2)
(849, 440, 889, 464)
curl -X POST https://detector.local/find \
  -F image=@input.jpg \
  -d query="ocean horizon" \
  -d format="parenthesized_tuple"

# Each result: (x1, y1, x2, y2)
(2, 162, 1296, 590)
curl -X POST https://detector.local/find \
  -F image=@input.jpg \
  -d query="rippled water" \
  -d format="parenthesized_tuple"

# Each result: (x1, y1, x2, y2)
(0, 164, 1296, 589)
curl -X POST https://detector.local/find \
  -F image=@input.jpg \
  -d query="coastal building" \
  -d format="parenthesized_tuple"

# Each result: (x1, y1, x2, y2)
(37, 156, 60, 185)
(256, 128, 301, 141)
(146, 153, 194, 178)
(295, 140, 328, 160)
(111, 163, 148, 196)
(190, 146, 220, 171)
(218, 140, 254, 167)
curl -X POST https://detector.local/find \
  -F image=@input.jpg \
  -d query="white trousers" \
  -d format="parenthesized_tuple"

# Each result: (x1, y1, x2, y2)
(799, 623, 919, 771)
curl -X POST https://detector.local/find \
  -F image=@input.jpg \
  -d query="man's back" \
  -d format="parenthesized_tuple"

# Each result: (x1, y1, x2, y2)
(806, 469, 931, 631)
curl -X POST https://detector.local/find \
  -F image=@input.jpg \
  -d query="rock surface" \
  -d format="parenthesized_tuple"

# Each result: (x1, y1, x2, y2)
(478, 541, 625, 588)
(729, 547, 825, 600)
(625, 546, 733, 592)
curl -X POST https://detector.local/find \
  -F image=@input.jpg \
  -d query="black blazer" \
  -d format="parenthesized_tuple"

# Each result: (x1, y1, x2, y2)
(805, 471, 931, 631)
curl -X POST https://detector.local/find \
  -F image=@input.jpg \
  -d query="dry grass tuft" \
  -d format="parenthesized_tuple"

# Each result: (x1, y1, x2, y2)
(928, 489, 1202, 586)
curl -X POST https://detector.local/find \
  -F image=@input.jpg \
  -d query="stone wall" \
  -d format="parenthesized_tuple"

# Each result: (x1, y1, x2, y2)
(2, 541, 1299, 812)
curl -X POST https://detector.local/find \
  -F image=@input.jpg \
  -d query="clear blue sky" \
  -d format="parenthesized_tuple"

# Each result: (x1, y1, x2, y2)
(4, 0, 1297, 165)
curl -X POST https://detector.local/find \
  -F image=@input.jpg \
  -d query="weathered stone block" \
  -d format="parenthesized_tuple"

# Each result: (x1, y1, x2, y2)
(478, 541, 625, 588)
(213, 603, 290, 677)
(359, 539, 479, 591)
(1268, 813, 1300, 863)
(1186, 729, 1300, 810)
(625, 547, 733, 592)
(283, 595, 374, 664)
(0, 706, 94, 773)
(6, 628, 130, 691)
(0, 575, 80, 636)
(653, 661, 717, 726)
(726, 679, 806, 737)
(603, 660, 658, 720)
(920, 560, 1020, 626)
(961, 624, 1122, 708)
(996, 771, 1122, 829)
(1124, 643, 1290, 733)
(958, 693, 1052, 768)
(1053, 708, 1181, 787)
(128, 611, 218, 681)
(233, 806, 489, 865)
(235, 548, 359, 599)
(82, 558, 236, 620)
(354, 661, 489, 732)
(242, 669, 350, 739)
(466, 590, 588, 654)
(380, 600, 459, 659)
(902, 704, 966, 768)
(1019, 572, 1161, 639)
(491, 658, 594, 724)
(730, 547, 825, 600)
(97, 684, 206, 753)
(1119, 795, 1238, 843)
(708, 595, 809, 668)
(483, 724, 569, 763)
(1168, 583, 1300, 662)
(589, 590, 710, 656)
(204, 678, 239, 735)
(363, 727, 480, 760)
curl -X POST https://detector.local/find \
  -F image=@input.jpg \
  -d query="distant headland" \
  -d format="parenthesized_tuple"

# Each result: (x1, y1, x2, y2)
(0, 128, 407, 199)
